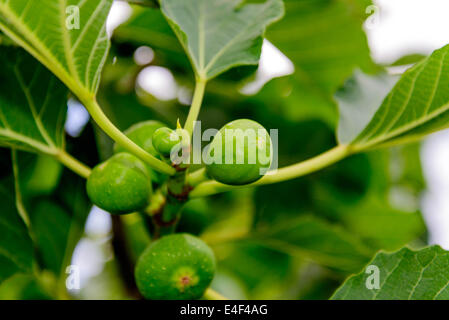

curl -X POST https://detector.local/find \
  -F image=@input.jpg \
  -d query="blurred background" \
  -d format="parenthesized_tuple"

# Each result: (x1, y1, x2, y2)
(3, 0, 449, 300)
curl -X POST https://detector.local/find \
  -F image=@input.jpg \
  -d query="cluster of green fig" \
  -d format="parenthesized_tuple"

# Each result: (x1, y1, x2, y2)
(85, 119, 272, 299)
(86, 119, 272, 214)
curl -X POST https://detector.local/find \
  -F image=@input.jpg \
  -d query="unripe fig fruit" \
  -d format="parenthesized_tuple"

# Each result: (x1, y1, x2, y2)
(152, 127, 182, 157)
(86, 153, 151, 214)
(205, 119, 271, 185)
(135, 233, 216, 300)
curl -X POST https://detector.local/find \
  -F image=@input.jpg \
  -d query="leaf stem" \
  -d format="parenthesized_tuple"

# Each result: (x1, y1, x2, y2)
(55, 150, 92, 179)
(203, 288, 228, 300)
(184, 79, 207, 136)
(190, 145, 352, 198)
(83, 99, 176, 176)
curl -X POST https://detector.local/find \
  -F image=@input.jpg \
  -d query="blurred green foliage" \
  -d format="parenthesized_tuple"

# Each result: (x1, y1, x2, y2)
(0, 0, 430, 300)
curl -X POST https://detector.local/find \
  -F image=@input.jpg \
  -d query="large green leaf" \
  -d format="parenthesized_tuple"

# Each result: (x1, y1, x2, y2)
(0, 0, 112, 95)
(345, 44, 449, 150)
(0, 174, 33, 285)
(160, 0, 284, 80)
(332, 246, 449, 300)
(0, 48, 68, 155)
(253, 216, 373, 271)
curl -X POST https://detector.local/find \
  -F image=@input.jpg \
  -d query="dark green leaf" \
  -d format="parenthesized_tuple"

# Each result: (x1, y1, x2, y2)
(0, 172, 33, 284)
(37, 170, 91, 276)
(253, 216, 373, 271)
(0, 48, 68, 155)
(14, 150, 90, 276)
(30, 200, 72, 275)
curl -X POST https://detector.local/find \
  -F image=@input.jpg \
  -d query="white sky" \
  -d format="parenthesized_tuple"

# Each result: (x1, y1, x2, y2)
(367, 0, 449, 64)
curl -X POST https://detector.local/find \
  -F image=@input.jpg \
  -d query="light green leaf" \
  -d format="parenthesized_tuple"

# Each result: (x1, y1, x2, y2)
(332, 246, 449, 300)
(346, 44, 449, 150)
(0, 0, 112, 95)
(0, 176, 34, 285)
(253, 216, 374, 271)
(0, 48, 68, 155)
(390, 53, 426, 67)
(336, 71, 398, 144)
(160, 0, 284, 80)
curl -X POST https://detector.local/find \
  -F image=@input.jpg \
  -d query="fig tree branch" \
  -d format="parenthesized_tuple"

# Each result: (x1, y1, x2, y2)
(83, 99, 176, 176)
(189, 145, 352, 198)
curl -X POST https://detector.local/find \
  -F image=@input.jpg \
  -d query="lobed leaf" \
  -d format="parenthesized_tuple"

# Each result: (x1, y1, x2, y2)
(342, 44, 449, 150)
(332, 246, 449, 300)
(0, 0, 112, 95)
(160, 0, 284, 80)
(0, 48, 68, 155)
(0, 175, 33, 285)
